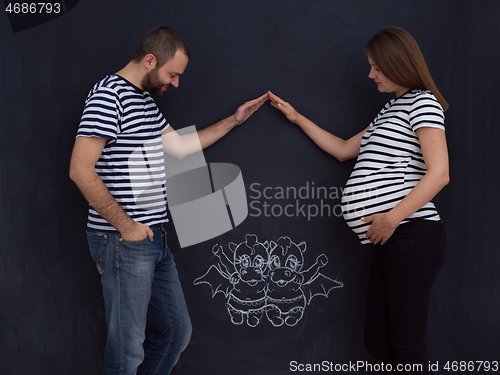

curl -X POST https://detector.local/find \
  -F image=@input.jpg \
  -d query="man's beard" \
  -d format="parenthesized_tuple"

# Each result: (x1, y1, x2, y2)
(141, 68, 168, 97)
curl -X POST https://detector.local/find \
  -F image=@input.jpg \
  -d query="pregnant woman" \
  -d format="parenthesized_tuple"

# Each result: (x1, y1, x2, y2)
(269, 26, 449, 374)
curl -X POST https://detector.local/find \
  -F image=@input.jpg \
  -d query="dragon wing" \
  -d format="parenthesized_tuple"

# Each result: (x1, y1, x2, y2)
(193, 264, 233, 298)
(302, 273, 343, 305)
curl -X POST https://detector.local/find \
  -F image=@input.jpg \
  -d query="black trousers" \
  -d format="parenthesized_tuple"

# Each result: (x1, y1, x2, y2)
(364, 218, 446, 374)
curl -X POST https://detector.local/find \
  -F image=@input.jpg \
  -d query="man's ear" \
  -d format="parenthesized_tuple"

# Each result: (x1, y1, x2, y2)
(143, 54, 157, 71)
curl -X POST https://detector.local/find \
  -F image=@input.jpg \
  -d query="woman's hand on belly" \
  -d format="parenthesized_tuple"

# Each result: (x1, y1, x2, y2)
(362, 213, 397, 245)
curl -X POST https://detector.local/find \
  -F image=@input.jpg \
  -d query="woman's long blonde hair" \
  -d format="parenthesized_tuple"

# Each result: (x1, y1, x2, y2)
(365, 27, 448, 111)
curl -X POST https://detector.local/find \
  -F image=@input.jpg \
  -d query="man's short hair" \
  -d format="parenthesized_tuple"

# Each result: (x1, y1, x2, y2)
(132, 26, 190, 68)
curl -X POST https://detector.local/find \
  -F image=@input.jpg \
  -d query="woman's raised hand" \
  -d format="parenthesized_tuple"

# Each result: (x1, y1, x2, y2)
(269, 91, 302, 124)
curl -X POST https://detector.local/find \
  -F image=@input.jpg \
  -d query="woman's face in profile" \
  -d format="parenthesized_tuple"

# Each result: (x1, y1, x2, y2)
(368, 57, 409, 98)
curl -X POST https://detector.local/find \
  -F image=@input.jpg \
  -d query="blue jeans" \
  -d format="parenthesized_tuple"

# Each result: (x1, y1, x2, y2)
(87, 225, 192, 375)
(364, 218, 446, 374)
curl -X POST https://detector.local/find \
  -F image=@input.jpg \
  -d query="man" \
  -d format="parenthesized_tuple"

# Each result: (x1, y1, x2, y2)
(69, 26, 267, 374)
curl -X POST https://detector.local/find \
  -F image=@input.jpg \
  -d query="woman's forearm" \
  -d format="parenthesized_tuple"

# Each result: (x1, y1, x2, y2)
(385, 170, 450, 227)
(295, 115, 368, 162)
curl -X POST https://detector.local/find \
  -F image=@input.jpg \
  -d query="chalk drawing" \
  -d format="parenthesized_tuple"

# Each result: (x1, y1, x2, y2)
(194, 234, 343, 327)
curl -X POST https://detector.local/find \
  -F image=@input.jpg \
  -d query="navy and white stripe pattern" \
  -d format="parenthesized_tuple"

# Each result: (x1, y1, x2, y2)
(341, 89, 445, 244)
(77, 74, 169, 232)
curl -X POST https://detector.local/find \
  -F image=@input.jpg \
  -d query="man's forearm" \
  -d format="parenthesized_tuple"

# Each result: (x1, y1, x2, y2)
(72, 168, 134, 233)
(161, 116, 238, 159)
(197, 115, 239, 150)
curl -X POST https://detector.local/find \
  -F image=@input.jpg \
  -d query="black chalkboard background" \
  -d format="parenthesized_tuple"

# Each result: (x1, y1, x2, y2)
(1, 1, 499, 374)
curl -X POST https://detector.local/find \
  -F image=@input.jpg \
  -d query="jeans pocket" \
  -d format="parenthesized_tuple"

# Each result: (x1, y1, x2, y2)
(118, 237, 154, 255)
(86, 231, 107, 275)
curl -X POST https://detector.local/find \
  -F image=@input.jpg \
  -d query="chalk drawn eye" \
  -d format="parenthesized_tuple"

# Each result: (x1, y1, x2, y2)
(254, 256, 264, 268)
(270, 255, 280, 269)
(286, 256, 299, 270)
(240, 255, 251, 267)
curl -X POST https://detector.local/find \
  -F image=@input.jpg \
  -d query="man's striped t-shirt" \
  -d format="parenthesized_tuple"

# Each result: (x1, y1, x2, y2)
(341, 89, 445, 244)
(76, 74, 170, 232)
